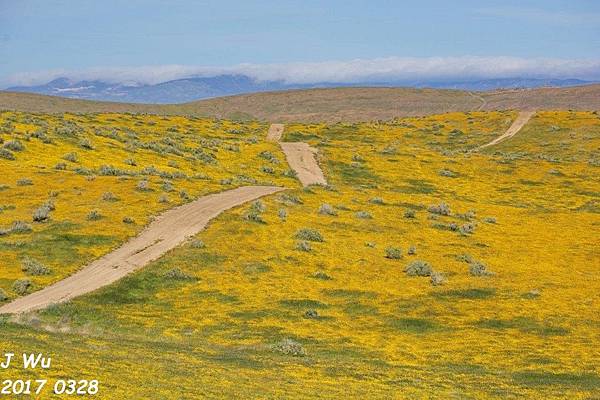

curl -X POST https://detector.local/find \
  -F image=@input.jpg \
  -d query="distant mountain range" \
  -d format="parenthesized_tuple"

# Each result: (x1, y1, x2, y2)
(5, 75, 595, 104)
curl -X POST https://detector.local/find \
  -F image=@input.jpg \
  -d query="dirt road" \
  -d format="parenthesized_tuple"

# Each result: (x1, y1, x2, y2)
(479, 111, 535, 149)
(280, 142, 327, 186)
(0, 186, 283, 314)
(267, 123, 284, 141)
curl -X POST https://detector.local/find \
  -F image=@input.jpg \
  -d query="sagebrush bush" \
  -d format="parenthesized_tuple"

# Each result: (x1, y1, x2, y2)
(408, 245, 417, 255)
(32, 205, 51, 222)
(355, 211, 372, 219)
(0, 148, 15, 160)
(190, 239, 205, 249)
(404, 260, 433, 276)
(158, 194, 170, 204)
(54, 162, 67, 170)
(271, 339, 306, 357)
(87, 210, 102, 221)
(13, 279, 32, 296)
(102, 192, 118, 201)
(79, 138, 94, 149)
(295, 240, 312, 252)
(3, 139, 24, 152)
(62, 152, 78, 162)
(312, 271, 332, 280)
(459, 222, 476, 235)
(469, 261, 494, 277)
(428, 202, 451, 216)
(17, 178, 33, 186)
(0, 288, 7, 301)
(136, 180, 151, 191)
(430, 271, 446, 286)
(483, 216, 497, 224)
(21, 257, 51, 276)
(369, 197, 385, 205)
(278, 208, 287, 221)
(163, 267, 194, 280)
(385, 247, 402, 259)
(295, 228, 323, 242)
(10, 221, 32, 234)
(404, 209, 416, 219)
(318, 203, 337, 216)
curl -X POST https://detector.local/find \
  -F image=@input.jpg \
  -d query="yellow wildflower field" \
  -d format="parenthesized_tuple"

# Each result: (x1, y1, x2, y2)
(1, 110, 599, 398)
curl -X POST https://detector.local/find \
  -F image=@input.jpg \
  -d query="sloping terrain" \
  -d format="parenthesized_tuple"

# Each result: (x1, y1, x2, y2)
(2, 84, 600, 122)
(1, 110, 599, 398)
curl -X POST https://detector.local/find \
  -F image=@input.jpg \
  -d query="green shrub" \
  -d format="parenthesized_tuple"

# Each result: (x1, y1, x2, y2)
(260, 165, 274, 174)
(62, 152, 78, 162)
(164, 267, 194, 280)
(312, 271, 332, 280)
(190, 239, 205, 249)
(428, 202, 451, 216)
(122, 216, 135, 224)
(295, 240, 312, 252)
(278, 208, 287, 221)
(10, 221, 32, 234)
(295, 228, 323, 242)
(21, 257, 51, 276)
(17, 178, 33, 186)
(3, 139, 24, 151)
(385, 247, 402, 259)
(438, 169, 458, 178)
(430, 271, 446, 286)
(318, 203, 337, 216)
(102, 192, 118, 201)
(13, 279, 32, 296)
(369, 197, 385, 205)
(404, 209, 416, 219)
(469, 261, 494, 277)
(0, 288, 8, 301)
(54, 162, 67, 170)
(355, 211, 372, 219)
(32, 205, 51, 222)
(136, 180, 151, 191)
(79, 138, 94, 149)
(408, 245, 417, 255)
(271, 339, 306, 357)
(483, 216, 497, 224)
(0, 148, 15, 160)
(87, 210, 102, 221)
(158, 194, 170, 204)
(404, 260, 433, 276)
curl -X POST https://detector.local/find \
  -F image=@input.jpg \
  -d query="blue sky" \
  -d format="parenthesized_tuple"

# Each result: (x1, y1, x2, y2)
(1, 0, 599, 86)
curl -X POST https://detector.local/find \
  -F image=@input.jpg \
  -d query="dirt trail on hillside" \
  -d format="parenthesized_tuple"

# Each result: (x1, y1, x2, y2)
(267, 123, 327, 186)
(267, 123, 285, 141)
(0, 186, 283, 314)
(280, 142, 327, 186)
(479, 111, 535, 149)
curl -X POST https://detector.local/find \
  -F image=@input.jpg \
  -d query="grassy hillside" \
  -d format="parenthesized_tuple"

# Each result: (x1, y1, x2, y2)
(2, 85, 600, 122)
(0, 111, 298, 295)
(1, 110, 599, 398)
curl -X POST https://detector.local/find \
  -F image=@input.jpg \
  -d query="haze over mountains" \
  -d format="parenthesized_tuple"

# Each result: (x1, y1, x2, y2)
(5, 74, 594, 104)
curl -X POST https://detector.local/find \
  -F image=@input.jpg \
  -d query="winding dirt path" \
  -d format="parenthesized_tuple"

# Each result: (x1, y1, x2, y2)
(479, 111, 535, 149)
(0, 186, 283, 314)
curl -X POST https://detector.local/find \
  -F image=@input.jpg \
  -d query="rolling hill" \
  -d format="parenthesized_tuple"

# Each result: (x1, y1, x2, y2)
(1, 84, 600, 122)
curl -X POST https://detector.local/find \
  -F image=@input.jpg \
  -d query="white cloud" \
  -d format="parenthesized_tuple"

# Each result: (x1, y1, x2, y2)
(3, 56, 600, 88)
